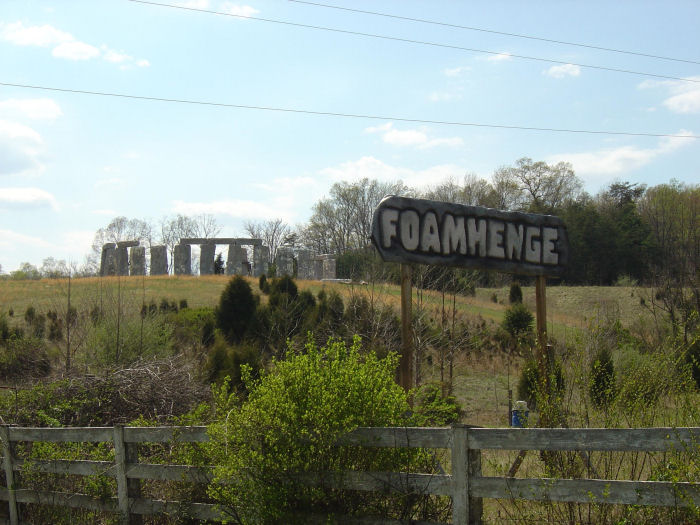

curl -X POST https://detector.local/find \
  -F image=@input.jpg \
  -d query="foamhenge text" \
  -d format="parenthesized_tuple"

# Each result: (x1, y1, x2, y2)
(371, 196, 569, 276)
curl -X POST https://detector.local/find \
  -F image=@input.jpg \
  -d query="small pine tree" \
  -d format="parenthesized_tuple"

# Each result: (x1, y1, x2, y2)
(590, 347, 616, 407)
(502, 303, 534, 338)
(509, 282, 523, 304)
(214, 253, 225, 275)
(216, 276, 257, 344)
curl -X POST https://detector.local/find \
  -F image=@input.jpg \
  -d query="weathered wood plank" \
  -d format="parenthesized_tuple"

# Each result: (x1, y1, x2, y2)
(451, 426, 468, 525)
(14, 459, 114, 477)
(9, 427, 113, 443)
(127, 463, 213, 483)
(0, 426, 18, 525)
(304, 514, 446, 525)
(338, 427, 451, 449)
(469, 427, 700, 452)
(130, 498, 222, 520)
(302, 471, 452, 496)
(123, 426, 208, 443)
(6, 488, 119, 513)
(472, 477, 700, 507)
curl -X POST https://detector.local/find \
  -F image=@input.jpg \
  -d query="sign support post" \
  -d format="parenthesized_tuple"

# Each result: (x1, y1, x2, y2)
(400, 263, 413, 392)
(535, 275, 548, 390)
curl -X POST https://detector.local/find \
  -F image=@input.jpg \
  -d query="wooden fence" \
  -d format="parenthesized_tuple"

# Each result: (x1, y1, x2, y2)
(1, 424, 699, 524)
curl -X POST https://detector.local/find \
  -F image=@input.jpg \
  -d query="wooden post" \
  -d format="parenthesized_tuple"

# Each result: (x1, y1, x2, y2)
(452, 425, 468, 525)
(535, 275, 548, 383)
(468, 446, 483, 524)
(0, 426, 18, 525)
(400, 264, 413, 392)
(452, 425, 482, 525)
(114, 425, 142, 525)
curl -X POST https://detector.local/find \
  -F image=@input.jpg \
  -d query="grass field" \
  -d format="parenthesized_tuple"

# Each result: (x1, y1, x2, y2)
(0, 275, 658, 427)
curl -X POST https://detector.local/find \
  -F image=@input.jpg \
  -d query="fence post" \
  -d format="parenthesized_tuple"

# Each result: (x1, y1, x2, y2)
(468, 445, 483, 524)
(0, 426, 18, 525)
(114, 425, 143, 525)
(452, 424, 468, 525)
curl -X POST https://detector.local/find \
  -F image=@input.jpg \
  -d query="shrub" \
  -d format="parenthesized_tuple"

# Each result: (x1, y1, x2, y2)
(490, 292, 498, 303)
(205, 335, 261, 390)
(517, 358, 565, 409)
(502, 303, 534, 338)
(258, 273, 268, 294)
(509, 282, 523, 304)
(589, 346, 616, 407)
(179, 298, 188, 310)
(207, 336, 443, 523)
(216, 276, 257, 344)
(412, 383, 461, 426)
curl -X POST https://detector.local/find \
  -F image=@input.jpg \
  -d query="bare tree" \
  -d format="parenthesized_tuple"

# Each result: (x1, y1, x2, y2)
(243, 218, 290, 262)
(193, 213, 221, 238)
(89, 216, 154, 268)
(158, 214, 199, 272)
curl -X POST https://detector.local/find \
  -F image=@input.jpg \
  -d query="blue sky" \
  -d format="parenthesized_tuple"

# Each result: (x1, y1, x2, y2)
(0, 0, 698, 272)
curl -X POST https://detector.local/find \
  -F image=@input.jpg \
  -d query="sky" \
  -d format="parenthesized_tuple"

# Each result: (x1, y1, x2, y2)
(0, 0, 698, 273)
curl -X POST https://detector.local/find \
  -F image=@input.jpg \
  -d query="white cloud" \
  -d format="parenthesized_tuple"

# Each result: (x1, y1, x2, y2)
(320, 156, 464, 189)
(547, 130, 695, 178)
(172, 199, 293, 222)
(0, 119, 44, 175)
(1, 21, 149, 68)
(639, 77, 700, 114)
(0, 229, 55, 249)
(0, 21, 72, 47)
(429, 91, 461, 102)
(220, 2, 259, 17)
(0, 98, 62, 120)
(444, 66, 470, 77)
(51, 40, 100, 60)
(486, 52, 512, 62)
(251, 176, 315, 193)
(364, 122, 463, 149)
(545, 63, 581, 78)
(0, 187, 58, 210)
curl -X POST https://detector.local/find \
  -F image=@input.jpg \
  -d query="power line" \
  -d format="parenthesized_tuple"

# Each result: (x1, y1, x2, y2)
(1, 81, 697, 139)
(289, 0, 700, 66)
(127, 0, 700, 85)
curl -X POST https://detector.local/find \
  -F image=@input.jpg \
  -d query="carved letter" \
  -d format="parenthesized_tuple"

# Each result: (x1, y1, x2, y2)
(542, 227, 559, 265)
(400, 210, 420, 251)
(487, 220, 505, 259)
(420, 211, 441, 253)
(506, 223, 524, 261)
(525, 226, 541, 264)
(467, 218, 487, 257)
(441, 214, 467, 255)
(381, 208, 399, 248)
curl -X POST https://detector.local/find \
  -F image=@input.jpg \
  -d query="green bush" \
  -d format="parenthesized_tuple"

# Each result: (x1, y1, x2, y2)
(502, 303, 534, 338)
(205, 335, 261, 390)
(207, 336, 443, 523)
(509, 282, 523, 304)
(412, 383, 461, 426)
(517, 358, 565, 409)
(216, 276, 258, 344)
(589, 346, 616, 408)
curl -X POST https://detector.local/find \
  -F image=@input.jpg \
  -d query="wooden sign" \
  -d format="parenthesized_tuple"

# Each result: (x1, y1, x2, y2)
(370, 195, 569, 276)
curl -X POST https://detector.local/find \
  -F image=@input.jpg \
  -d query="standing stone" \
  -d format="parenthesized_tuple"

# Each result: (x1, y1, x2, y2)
(252, 245, 263, 277)
(200, 243, 216, 275)
(313, 257, 324, 281)
(116, 246, 129, 276)
(322, 256, 337, 280)
(150, 245, 168, 275)
(174, 244, 192, 275)
(260, 246, 270, 276)
(296, 249, 313, 280)
(226, 243, 247, 275)
(130, 246, 146, 276)
(276, 246, 295, 277)
(100, 243, 117, 276)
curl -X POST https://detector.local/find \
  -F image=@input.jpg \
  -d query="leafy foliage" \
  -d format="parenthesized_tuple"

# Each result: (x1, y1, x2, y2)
(207, 336, 445, 523)
(216, 276, 258, 344)
(502, 302, 534, 338)
(589, 346, 616, 408)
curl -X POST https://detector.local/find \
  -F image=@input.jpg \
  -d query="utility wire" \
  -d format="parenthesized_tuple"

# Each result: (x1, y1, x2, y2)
(127, 0, 700, 85)
(1, 81, 697, 139)
(289, 0, 700, 66)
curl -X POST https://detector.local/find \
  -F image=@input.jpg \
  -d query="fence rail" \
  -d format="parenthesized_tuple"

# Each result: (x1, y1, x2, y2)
(1, 424, 699, 524)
